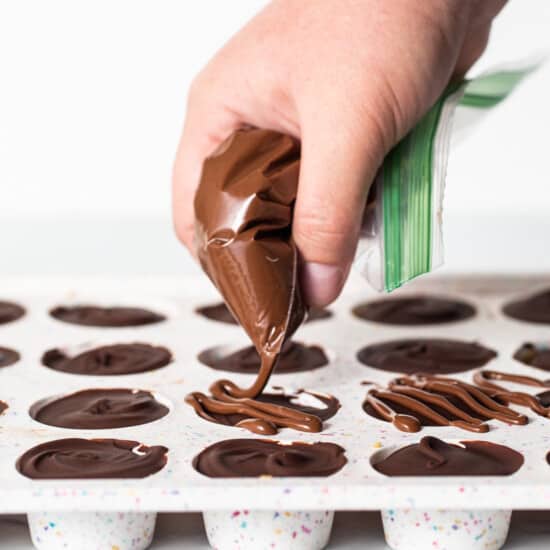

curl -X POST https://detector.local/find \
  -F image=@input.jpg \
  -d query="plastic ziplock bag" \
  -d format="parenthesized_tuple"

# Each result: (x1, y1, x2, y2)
(354, 62, 539, 292)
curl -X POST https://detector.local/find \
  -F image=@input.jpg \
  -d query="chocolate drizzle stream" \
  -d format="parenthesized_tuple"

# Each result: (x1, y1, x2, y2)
(514, 343, 550, 371)
(17, 438, 168, 479)
(353, 295, 475, 325)
(30, 389, 169, 429)
(186, 387, 339, 435)
(0, 346, 20, 368)
(374, 436, 523, 476)
(357, 338, 497, 375)
(42, 343, 172, 375)
(193, 439, 347, 478)
(503, 288, 550, 324)
(50, 305, 165, 327)
(188, 129, 319, 432)
(196, 301, 331, 325)
(0, 301, 25, 325)
(198, 341, 328, 374)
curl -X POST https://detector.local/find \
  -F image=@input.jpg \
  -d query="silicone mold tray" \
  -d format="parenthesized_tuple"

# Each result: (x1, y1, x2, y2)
(2, 274, 550, 514)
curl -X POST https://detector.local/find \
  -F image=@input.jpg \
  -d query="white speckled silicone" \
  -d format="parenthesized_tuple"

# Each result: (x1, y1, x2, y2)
(381, 509, 511, 550)
(203, 509, 333, 550)
(27, 511, 156, 550)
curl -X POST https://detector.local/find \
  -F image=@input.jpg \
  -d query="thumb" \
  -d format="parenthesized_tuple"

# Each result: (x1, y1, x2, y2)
(294, 114, 388, 307)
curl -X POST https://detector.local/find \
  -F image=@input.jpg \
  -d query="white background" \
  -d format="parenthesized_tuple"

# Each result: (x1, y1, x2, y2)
(0, 1, 549, 275)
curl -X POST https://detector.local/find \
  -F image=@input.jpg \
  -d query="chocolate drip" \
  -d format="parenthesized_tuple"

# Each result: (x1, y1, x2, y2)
(503, 288, 550, 324)
(0, 301, 25, 325)
(374, 436, 523, 476)
(193, 439, 347, 478)
(42, 343, 172, 375)
(353, 295, 475, 325)
(0, 401, 7, 414)
(30, 389, 169, 429)
(0, 347, 20, 368)
(186, 386, 339, 435)
(357, 338, 496, 375)
(514, 343, 550, 371)
(196, 301, 331, 325)
(17, 438, 168, 479)
(50, 305, 165, 327)
(363, 374, 528, 433)
(198, 341, 328, 375)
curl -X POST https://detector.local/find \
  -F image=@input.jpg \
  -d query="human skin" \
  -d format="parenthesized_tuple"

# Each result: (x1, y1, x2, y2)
(173, 0, 506, 307)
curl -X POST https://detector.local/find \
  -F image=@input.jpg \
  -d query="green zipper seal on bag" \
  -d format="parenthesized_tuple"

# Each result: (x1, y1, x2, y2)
(382, 88, 454, 292)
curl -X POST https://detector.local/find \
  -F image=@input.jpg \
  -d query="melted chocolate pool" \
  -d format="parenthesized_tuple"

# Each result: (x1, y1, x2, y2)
(373, 436, 523, 476)
(0, 301, 25, 325)
(198, 341, 328, 375)
(17, 438, 168, 479)
(503, 289, 550, 324)
(357, 338, 496, 375)
(193, 439, 347, 477)
(0, 347, 20, 368)
(50, 305, 165, 327)
(42, 343, 172, 375)
(353, 295, 475, 325)
(514, 343, 550, 371)
(30, 389, 169, 429)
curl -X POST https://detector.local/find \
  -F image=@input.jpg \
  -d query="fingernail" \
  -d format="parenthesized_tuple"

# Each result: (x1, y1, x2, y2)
(300, 262, 345, 308)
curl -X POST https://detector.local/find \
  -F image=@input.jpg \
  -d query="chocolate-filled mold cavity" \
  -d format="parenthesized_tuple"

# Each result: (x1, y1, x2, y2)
(196, 301, 331, 325)
(0, 401, 7, 414)
(17, 438, 168, 479)
(363, 373, 530, 433)
(30, 389, 170, 429)
(186, 387, 339, 435)
(49, 305, 165, 327)
(0, 346, 20, 368)
(41, 343, 172, 375)
(0, 300, 25, 325)
(372, 436, 523, 476)
(357, 338, 497, 375)
(502, 288, 550, 324)
(193, 439, 347, 478)
(514, 343, 550, 371)
(198, 341, 329, 375)
(353, 295, 476, 325)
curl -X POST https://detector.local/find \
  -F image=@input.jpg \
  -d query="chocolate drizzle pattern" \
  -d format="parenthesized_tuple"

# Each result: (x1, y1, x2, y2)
(0, 346, 20, 368)
(353, 295, 475, 325)
(373, 436, 523, 476)
(186, 387, 339, 435)
(50, 305, 165, 327)
(30, 389, 169, 429)
(503, 288, 550, 324)
(363, 373, 529, 433)
(364, 369, 550, 433)
(196, 301, 331, 325)
(0, 301, 25, 325)
(42, 343, 172, 375)
(193, 439, 347, 478)
(357, 338, 497, 375)
(198, 341, 328, 374)
(17, 438, 168, 479)
(514, 343, 550, 371)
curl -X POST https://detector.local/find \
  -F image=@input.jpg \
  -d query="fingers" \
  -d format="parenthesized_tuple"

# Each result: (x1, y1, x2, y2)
(172, 77, 241, 255)
(294, 112, 388, 307)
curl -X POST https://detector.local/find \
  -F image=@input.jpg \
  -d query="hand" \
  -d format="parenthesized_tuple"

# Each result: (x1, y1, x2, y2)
(173, 0, 506, 307)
